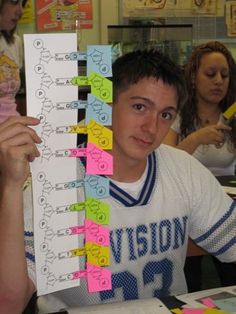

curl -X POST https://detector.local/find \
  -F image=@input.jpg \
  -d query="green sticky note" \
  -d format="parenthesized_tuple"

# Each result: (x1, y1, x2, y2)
(71, 76, 89, 86)
(86, 197, 110, 225)
(89, 72, 113, 103)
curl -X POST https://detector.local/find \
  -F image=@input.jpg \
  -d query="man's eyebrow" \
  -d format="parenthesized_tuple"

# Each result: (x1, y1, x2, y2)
(163, 106, 178, 112)
(129, 96, 177, 111)
(129, 96, 151, 102)
(129, 96, 156, 106)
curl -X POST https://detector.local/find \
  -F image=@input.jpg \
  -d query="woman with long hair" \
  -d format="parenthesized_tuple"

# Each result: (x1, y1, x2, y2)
(164, 41, 236, 176)
(0, 0, 26, 122)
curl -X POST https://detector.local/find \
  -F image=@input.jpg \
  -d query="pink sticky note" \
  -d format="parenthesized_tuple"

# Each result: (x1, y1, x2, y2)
(86, 143, 113, 175)
(201, 297, 216, 308)
(69, 148, 86, 157)
(69, 225, 85, 235)
(72, 270, 87, 280)
(85, 219, 110, 246)
(87, 263, 112, 292)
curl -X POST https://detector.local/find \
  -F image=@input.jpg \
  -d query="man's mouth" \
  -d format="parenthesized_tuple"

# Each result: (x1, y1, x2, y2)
(133, 136, 153, 146)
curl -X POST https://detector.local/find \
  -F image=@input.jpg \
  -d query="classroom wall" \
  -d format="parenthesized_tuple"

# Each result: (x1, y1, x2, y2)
(17, 0, 236, 57)
(18, 0, 111, 51)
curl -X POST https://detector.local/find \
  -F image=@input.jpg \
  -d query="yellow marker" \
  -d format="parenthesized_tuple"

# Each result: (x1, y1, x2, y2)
(223, 102, 236, 120)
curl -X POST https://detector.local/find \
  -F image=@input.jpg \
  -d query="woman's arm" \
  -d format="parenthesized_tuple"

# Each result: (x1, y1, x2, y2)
(163, 124, 232, 154)
(163, 128, 200, 154)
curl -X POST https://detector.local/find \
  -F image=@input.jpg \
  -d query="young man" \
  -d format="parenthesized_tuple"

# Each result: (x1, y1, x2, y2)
(0, 49, 235, 313)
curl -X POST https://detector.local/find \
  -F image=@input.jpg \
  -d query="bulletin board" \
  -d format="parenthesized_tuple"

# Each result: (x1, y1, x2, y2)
(121, 0, 219, 18)
(35, 0, 93, 32)
(119, 0, 236, 43)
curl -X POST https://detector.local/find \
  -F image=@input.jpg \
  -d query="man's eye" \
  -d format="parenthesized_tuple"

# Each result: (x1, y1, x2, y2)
(161, 112, 174, 120)
(133, 104, 145, 111)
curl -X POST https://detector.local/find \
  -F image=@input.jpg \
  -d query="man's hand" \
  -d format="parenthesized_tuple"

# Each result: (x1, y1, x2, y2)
(0, 116, 41, 188)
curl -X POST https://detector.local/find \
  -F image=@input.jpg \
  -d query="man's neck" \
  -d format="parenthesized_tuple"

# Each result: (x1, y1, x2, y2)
(109, 155, 147, 183)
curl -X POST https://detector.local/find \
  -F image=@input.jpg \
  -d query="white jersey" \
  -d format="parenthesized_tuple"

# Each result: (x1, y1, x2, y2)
(24, 144, 236, 312)
(171, 114, 236, 176)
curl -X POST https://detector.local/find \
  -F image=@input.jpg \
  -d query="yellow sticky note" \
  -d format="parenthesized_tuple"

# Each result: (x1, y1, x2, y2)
(70, 247, 86, 257)
(87, 120, 113, 150)
(69, 125, 87, 134)
(205, 309, 231, 314)
(86, 242, 110, 266)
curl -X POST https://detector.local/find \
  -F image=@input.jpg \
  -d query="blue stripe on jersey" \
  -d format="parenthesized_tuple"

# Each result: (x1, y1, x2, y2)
(26, 251, 35, 262)
(194, 200, 236, 244)
(213, 236, 236, 256)
(79, 149, 156, 206)
(110, 152, 156, 207)
(24, 231, 34, 237)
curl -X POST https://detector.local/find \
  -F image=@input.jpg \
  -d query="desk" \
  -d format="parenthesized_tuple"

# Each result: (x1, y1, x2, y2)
(49, 297, 185, 314)
(216, 175, 236, 186)
(49, 286, 236, 313)
(216, 175, 236, 199)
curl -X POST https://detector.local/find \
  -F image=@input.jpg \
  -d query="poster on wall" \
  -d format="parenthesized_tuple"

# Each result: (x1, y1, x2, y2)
(36, 0, 93, 32)
(225, 1, 236, 36)
(18, 0, 34, 24)
(122, 0, 192, 17)
(191, 0, 217, 15)
(122, 0, 219, 18)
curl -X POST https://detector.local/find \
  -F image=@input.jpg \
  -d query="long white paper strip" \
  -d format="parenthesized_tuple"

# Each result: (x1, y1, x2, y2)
(24, 33, 83, 295)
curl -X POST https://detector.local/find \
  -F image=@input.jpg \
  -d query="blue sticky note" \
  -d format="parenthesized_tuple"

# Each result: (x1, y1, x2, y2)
(86, 94, 112, 125)
(87, 45, 112, 77)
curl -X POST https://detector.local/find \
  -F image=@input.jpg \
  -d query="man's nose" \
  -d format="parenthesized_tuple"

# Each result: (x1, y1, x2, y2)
(142, 114, 158, 134)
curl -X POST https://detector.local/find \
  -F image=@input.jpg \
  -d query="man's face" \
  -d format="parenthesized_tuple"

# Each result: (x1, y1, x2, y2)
(112, 77, 178, 164)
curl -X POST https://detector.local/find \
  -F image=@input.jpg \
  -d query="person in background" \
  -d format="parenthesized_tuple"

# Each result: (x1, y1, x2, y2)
(163, 41, 236, 292)
(164, 41, 236, 176)
(0, 0, 26, 123)
(0, 49, 235, 313)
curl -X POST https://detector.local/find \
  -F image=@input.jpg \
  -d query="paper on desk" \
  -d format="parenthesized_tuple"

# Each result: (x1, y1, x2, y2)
(176, 286, 236, 313)
(222, 186, 236, 196)
(67, 298, 172, 314)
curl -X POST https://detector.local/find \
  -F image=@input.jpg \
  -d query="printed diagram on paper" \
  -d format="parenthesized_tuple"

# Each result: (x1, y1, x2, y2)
(24, 33, 113, 296)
